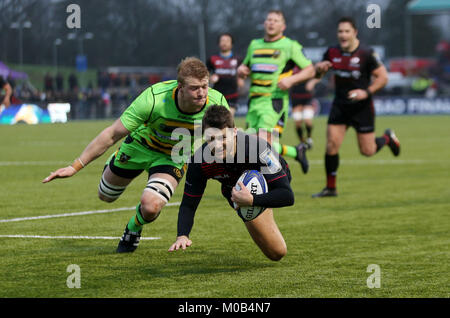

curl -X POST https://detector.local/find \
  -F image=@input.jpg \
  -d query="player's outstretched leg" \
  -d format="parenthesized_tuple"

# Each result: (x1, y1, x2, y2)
(244, 208, 287, 261)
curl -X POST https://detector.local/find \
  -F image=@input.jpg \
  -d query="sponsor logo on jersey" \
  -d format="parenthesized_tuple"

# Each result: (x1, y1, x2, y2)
(335, 70, 352, 78)
(173, 168, 182, 179)
(215, 68, 237, 76)
(350, 57, 360, 64)
(251, 63, 278, 73)
(351, 70, 361, 79)
(213, 174, 230, 180)
(119, 153, 131, 164)
(332, 57, 342, 63)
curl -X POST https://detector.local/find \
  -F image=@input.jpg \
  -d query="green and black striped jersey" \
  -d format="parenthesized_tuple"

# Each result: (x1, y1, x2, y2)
(120, 80, 228, 156)
(243, 36, 312, 99)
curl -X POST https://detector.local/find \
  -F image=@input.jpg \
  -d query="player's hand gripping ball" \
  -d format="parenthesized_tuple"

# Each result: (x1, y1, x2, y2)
(233, 170, 268, 221)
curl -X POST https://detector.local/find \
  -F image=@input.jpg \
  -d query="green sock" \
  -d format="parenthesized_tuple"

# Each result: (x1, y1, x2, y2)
(127, 204, 148, 233)
(272, 142, 298, 159)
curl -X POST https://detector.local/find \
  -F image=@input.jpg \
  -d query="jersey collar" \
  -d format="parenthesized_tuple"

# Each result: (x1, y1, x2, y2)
(220, 51, 234, 59)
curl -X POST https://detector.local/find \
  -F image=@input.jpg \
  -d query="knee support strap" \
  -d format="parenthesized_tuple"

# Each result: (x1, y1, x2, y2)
(144, 177, 174, 203)
(98, 175, 127, 200)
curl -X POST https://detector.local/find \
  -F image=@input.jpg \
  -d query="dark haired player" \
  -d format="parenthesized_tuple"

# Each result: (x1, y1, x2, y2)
(168, 106, 294, 261)
(206, 33, 244, 117)
(312, 17, 400, 198)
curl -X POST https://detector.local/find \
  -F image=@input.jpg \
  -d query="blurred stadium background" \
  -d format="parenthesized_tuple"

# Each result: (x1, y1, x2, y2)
(1, 0, 450, 122)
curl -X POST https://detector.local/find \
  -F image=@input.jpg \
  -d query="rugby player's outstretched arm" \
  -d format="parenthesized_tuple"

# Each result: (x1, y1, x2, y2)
(169, 163, 206, 252)
(42, 119, 130, 183)
(278, 64, 315, 90)
(314, 61, 333, 79)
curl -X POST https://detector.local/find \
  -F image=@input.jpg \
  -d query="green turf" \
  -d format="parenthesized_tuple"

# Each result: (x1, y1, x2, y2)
(0, 115, 449, 298)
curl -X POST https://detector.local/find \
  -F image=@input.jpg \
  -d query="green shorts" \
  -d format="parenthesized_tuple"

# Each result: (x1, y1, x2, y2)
(246, 95, 289, 135)
(106, 135, 186, 182)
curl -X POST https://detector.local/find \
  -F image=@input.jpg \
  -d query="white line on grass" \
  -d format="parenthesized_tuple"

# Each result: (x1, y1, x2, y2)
(0, 235, 160, 240)
(0, 202, 181, 223)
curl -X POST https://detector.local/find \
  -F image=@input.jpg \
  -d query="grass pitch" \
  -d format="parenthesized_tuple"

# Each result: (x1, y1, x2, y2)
(0, 115, 449, 298)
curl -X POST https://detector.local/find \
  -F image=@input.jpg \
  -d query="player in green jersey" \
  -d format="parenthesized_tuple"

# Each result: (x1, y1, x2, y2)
(42, 57, 229, 253)
(237, 10, 315, 174)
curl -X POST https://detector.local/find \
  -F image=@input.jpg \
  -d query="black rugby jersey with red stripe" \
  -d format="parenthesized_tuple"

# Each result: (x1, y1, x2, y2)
(206, 53, 241, 100)
(323, 44, 382, 105)
(177, 130, 294, 236)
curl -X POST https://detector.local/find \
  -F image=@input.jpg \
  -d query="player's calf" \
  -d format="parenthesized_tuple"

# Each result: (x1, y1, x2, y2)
(359, 143, 377, 157)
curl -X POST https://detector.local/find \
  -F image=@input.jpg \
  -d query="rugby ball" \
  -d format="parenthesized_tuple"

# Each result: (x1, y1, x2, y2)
(233, 170, 268, 221)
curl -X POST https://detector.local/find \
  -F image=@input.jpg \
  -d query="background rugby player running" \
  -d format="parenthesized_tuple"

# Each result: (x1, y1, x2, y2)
(207, 32, 244, 117)
(168, 106, 294, 261)
(42, 57, 229, 253)
(312, 17, 400, 198)
(237, 10, 315, 174)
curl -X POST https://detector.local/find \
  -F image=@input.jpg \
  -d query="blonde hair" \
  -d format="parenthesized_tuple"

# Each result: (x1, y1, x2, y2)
(267, 10, 285, 23)
(177, 57, 209, 85)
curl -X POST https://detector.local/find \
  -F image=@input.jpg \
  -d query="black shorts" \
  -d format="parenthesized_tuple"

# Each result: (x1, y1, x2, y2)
(292, 98, 313, 107)
(328, 100, 375, 133)
(291, 91, 313, 107)
(108, 153, 186, 183)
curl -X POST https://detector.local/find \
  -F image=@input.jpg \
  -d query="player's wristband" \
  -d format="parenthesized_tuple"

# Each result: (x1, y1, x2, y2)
(71, 158, 85, 172)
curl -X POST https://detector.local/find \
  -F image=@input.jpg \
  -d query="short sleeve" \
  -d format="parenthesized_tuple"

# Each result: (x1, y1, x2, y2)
(322, 47, 331, 62)
(242, 40, 255, 67)
(366, 48, 383, 73)
(292, 41, 312, 69)
(120, 87, 155, 132)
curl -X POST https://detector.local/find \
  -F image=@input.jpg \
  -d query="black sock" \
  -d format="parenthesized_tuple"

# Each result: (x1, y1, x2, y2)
(325, 153, 339, 189)
(296, 126, 304, 142)
(375, 135, 389, 153)
(306, 125, 313, 138)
